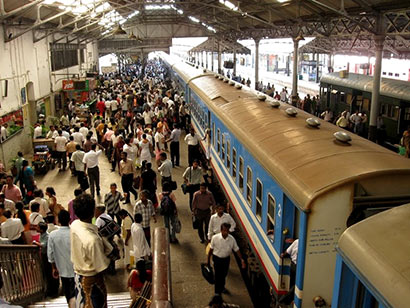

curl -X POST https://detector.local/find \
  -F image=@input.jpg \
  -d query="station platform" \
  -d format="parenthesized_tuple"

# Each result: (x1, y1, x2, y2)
(32, 131, 254, 308)
(232, 65, 320, 97)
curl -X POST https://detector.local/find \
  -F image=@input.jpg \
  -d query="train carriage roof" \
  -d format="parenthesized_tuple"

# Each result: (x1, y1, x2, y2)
(320, 72, 410, 102)
(337, 204, 410, 308)
(171, 60, 214, 84)
(161, 53, 410, 211)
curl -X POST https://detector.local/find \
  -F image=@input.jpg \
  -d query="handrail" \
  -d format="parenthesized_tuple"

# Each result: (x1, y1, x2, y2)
(0, 245, 46, 305)
(151, 227, 172, 308)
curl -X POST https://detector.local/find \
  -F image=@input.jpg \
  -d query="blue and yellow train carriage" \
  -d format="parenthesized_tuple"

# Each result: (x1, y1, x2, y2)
(333, 204, 410, 308)
(161, 53, 410, 307)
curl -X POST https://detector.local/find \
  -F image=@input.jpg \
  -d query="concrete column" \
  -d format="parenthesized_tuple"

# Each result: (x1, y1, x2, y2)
(206, 51, 209, 69)
(316, 52, 320, 83)
(291, 39, 299, 98)
(233, 49, 237, 77)
(211, 51, 214, 71)
(254, 38, 260, 90)
(201, 51, 204, 67)
(217, 42, 222, 74)
(327, 52, 333, 73)
(368, 36, 385, 141)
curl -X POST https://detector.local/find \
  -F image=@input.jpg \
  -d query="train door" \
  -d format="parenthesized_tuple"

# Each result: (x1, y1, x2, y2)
(276, 196, 299, 304)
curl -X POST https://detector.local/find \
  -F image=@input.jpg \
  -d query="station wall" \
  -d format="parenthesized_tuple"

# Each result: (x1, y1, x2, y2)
(0, 25, 99, 169)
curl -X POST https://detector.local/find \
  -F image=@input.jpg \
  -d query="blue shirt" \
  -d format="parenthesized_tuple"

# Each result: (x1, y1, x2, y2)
(47, 227, 75, 278)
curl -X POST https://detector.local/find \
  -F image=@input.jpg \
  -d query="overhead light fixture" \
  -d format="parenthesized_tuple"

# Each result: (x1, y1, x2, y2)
(129, 33, 137, 39)
(295, 33, 305, 41)
(112, 25, 127, 35)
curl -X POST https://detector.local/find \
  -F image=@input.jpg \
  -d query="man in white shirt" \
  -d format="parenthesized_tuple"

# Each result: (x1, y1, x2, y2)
(207, 223, 246, 295)
(1, 210, 24, 244)
(0, 123, 8, 142)
(166, 124, 181, 167)
(47, 210, 75, 308)
(110, 99, 118, 114)
(154, 130, 165, 152)
(95, 206, 113, 229)
(280, 238, 299, 303)
(46, 126, 59, 139)
(82, 144, 102, 197)
(207, 204, 236, 241)
(142, 108, 153, 126)
(131, 213, 150, 261)
(71, 145, 87, 190)
(184, 128, 200, 166)
(29, 189, 49, 217)
(79, 123, 89, 138)
(0, 193, 15, 215)
(71, 193, 110, 308)
(71, 127, 84, 145)
(33, 123, 43, 139)
(157, 152, 173, 186)
(55, 130, 67, 171)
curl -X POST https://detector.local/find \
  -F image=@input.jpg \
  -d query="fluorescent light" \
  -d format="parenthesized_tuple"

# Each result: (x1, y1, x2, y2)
(177, 9, 183, 14)
(189, 16, 200, 23)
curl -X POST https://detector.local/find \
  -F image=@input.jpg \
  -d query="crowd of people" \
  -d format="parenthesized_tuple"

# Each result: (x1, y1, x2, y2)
(0, 58, 244, 308)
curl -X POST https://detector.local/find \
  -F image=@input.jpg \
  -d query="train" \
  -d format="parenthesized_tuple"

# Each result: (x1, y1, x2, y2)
(333, 203, 410, 308)
(319, 72, 410, 144)
(159, 52, 410, 308)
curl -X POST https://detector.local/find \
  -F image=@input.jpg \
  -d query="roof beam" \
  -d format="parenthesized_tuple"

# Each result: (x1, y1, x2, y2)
(0, 0, 45, 22)
(4, 8, 69, 42)
(306, 0, 378, 34)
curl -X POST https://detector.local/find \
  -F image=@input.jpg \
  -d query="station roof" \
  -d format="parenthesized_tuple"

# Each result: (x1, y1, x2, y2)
(1, 0, 410, 57)
(189, 37, 251, 55)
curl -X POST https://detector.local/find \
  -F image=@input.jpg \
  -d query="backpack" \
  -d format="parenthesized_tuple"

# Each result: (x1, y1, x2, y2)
(160, 193, 175, 216)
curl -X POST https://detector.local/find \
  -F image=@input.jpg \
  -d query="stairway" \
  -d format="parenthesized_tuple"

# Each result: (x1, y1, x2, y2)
(28, 292, 132, 308)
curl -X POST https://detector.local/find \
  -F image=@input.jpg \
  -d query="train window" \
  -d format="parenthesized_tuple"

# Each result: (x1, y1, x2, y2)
(239, 157, 244, 192)
(246, 167, 253, 206)
(213, 122, 216, 146)
(232, 148, 237, 180)
(267, 194, 275, 233)
(217, 129, 221, 154)
(222, 134, 226, 161)
(226, 140, 231, 170)
(405, 107, 410, 121)
(256, 180, 262, 221)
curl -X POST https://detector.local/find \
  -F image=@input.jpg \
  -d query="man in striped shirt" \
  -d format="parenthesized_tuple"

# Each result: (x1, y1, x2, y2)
(104, 183, 124, 225)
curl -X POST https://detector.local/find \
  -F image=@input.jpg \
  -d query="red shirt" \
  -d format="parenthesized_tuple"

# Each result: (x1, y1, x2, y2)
(96, 101, 106, 115)
(128, 270, 152, 291)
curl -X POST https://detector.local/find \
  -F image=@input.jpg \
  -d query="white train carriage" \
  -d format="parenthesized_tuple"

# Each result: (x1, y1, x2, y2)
(333, 204, 410, 308)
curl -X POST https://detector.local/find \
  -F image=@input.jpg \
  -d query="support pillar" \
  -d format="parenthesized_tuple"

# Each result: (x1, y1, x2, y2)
(233, 49, 237, 77)
(368, 36, 385, 141)
(217, 42, 222, 74)
(211, 50, 214, 71)
(206, 51, 209, 69)
(316, 52, 320, 83)
(254, 38, 260, 90)
(327, 52, 333, 73)
(201, 51, 204, 67)
(291, 38, 300, 100)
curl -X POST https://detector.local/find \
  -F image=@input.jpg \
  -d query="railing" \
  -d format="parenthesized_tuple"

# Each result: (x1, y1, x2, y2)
(151, 227, 172, 308)
(0, 245, 45, 305)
